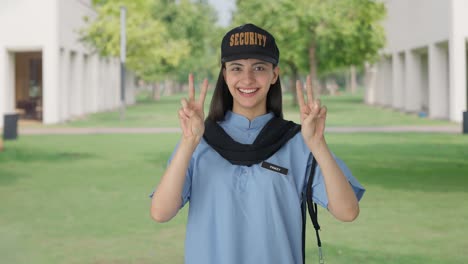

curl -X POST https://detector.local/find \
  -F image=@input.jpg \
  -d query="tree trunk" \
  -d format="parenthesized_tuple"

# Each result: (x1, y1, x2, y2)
(163, 79, 172, 95)
(308, 41, 320, 96)
(346, 68, 351, 93)
(152, 83, 160, 101)
(350, 65, 357, 94)
(289, 63, 299, 106)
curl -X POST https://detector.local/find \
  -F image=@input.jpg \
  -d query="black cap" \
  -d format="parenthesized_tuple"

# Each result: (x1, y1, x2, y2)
(221, 23, 279, 65)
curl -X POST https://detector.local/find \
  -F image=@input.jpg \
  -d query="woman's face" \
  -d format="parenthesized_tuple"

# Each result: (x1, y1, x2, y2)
(223, 58, 279, 119)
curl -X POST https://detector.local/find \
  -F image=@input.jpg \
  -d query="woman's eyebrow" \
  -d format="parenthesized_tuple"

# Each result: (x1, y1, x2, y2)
(227, 62, 244, 66)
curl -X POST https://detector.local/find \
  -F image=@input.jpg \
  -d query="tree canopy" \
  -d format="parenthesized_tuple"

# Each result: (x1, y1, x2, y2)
(81, 0, 386, 93)
(81, 0, 221, 83)
(233, 0, 386, 91)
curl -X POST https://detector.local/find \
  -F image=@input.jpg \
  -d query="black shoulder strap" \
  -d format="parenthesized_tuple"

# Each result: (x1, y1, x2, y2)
(302, 157, 324, 264)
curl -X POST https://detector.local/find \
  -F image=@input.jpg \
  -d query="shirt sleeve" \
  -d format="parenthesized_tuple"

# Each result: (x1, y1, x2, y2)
(149, 142, 193, 209)
(305, 154, 365, 209)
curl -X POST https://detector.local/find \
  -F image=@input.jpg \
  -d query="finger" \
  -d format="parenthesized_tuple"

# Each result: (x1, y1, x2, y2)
(178, 110, 190, 135)
(188, 73, 195, 101)
(178, 108, 188, 120)
(183, 107, 194, 117)
(198, 78, 209, 106)
(181, 98, 188, 109)
(303, 112, 315, 123)
(306, 75, 314, 105)
(310, 100, 321, 116)
(318, 106, 327, 118)
(296, 80, 306, 109)
(312, 99, 321, 109)
(181, 99, 194, 117)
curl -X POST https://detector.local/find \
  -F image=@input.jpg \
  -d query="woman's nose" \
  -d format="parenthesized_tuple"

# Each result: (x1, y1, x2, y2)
(241, 69, 255, 84)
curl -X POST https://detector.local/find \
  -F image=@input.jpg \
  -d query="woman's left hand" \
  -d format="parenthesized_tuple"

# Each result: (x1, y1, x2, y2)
(296, 75, 327, 150)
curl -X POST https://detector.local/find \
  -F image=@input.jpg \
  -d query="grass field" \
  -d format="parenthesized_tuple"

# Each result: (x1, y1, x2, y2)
(2, 91, 467, 263)
(33, 90, 458, 128)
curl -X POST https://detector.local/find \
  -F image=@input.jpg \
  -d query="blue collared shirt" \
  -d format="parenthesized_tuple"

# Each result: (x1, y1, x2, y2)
(156, 111, 365, 264)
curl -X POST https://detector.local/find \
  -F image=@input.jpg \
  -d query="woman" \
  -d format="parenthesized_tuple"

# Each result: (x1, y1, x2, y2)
(150, 23, 365, 264)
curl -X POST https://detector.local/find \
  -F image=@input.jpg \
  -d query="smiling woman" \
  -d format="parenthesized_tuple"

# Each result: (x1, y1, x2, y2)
(223, 59, 279, 119)
(150, 23, 365, 264)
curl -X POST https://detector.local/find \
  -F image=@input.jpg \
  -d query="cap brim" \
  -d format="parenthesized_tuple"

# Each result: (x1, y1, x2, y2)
(221, 54, 278, 65)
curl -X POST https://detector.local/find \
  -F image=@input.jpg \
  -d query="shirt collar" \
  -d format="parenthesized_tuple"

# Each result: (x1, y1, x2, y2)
(223, 111, 274, 130)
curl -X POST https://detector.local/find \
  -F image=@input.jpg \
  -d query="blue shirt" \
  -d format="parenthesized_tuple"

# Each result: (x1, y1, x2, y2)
(157, 111, 365, 264)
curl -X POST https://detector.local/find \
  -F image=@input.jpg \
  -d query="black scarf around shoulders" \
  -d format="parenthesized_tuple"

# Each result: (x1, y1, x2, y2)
(203, 116, 301, 166)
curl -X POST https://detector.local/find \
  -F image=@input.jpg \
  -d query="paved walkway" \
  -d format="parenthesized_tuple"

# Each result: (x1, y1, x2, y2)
(18, 125, 462, 135)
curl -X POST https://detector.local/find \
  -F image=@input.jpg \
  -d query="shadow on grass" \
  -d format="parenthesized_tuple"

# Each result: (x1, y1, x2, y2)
(0, 145, 96, 185)
(0, 147, 95, 163)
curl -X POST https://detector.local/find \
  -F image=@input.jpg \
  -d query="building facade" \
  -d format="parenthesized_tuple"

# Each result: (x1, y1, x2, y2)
(0, 0, 135, 126)
(366, 0, 468, 123)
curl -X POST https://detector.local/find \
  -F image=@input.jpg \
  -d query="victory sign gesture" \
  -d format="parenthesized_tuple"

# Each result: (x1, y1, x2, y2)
(179, 73, 209, 143)
(296, 75, 328, 151)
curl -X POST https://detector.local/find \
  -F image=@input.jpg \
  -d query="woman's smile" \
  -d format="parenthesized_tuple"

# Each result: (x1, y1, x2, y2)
(238, 87, 260, 96)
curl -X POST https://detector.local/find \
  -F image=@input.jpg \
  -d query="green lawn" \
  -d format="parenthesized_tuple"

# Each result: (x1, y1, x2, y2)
(3, 91, 466, 263)
(32, 90, 458, 128)
(1, 133, 467, 263)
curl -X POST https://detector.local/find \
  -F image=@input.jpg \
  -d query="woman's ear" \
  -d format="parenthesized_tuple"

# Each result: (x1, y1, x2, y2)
(222, 68, 226, 80)
(272, 66, 280, 84)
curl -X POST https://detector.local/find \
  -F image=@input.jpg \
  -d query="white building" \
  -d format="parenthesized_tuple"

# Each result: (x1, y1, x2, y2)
(0, 0, 135, 126)
(366, 0, 468, 123)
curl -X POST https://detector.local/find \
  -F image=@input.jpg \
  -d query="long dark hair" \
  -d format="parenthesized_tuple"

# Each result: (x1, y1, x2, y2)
(206, 64, 283, 122)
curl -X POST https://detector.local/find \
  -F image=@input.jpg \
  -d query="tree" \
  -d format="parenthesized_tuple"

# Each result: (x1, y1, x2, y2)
(233, 0, 386, 96)
(153, 0, 222, 83)
(81, 0, 222, 97)
(82, 0, 189, 84)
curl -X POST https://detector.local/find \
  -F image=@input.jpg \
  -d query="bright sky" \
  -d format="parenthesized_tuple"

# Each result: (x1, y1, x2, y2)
(207, 0, 235, 27)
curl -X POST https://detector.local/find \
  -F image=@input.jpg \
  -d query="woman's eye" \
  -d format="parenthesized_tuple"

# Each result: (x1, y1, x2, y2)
(230, 67, 241, 71)
(254, 66, 265, 71)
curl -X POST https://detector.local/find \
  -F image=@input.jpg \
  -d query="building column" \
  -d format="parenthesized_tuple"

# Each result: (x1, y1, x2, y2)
(74, 52, 84, 116)
(405, 50, 421, 112)
(364, 62, 377, 105)
(392, 52, 405, 110)
(82, 54, 90, 114)
(382, 56, 393, 107)
(99, 58, 107, 111)
(375, 59, 385, 105)
(43, 45, 60, 124)
(429, 43, 450, 119)
(0, 50, 15, 125)
(420, 52, 429, 113)
(69, 51, 78, 117)
(0, 48, 5, 126)
(125, 70, 135, 104)
(112, 58, 120, 108)
(103, 58, 110, 110)
(449, 0, 468, 122)
(59, 48, 69, 122)
(89, 54, 99, 113)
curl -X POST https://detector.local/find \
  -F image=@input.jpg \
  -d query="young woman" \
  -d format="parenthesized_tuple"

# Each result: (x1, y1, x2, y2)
(150, 23, 365, 264)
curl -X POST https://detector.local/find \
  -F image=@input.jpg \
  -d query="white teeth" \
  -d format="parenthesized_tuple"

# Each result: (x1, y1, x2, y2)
(239, 89, 258, 94)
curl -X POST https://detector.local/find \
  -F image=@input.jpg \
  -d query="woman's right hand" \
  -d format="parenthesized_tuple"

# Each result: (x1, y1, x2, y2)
(178, 73, 209, 143)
